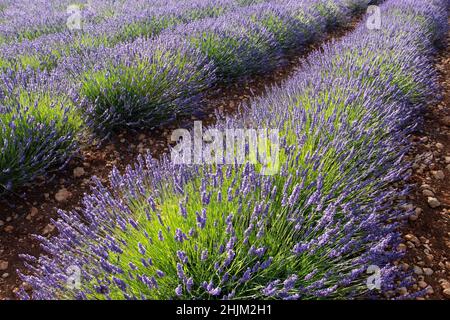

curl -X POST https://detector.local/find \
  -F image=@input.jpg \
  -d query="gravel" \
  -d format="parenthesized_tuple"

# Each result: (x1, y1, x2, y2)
(0, 260, 8, 271)
(427, 197, 441, 208)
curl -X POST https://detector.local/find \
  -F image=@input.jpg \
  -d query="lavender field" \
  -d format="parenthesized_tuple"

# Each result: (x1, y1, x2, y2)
(0, 0, 449, 302)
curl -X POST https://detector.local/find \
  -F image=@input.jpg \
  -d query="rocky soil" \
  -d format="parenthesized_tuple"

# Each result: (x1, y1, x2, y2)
(397, 22, 450, 300)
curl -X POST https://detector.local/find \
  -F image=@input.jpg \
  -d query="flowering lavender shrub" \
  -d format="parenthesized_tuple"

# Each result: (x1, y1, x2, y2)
(244, 0, 363, 51)
(0, 87, 81, 195)
(243, 3, 321, 50)
(312, 0, 351, 28)
(343, 0, 372, 13)
(275, 0, 327, 43)
(174, 15, 281, 80)
(76, 36, 216, 131)
(19, 0, 448, 300)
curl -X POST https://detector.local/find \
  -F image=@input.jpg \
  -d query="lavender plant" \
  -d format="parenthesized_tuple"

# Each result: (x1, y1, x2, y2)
(18, 0, 448, 300)
(175, 15, 281, 80)
(243, 3, 320, 50)
(77, 36, 216, 131)
(0, 88, 82, 195)
(312, 0, 351, 28)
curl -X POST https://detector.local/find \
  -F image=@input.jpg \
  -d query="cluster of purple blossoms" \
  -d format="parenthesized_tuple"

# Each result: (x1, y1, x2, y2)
(0, 66, 81, 195)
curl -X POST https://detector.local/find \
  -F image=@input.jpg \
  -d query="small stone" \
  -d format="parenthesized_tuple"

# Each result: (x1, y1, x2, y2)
(413, 266, 423, 275)
(441, 116, 450, 127)
(55, 188, 71, 202)
(73, 167, 85, 178)
(409, 208, 422, 221)
(397, 243, 407, 252)
(42, 224, 55, 235)
(443, 288, 450, 298)
(420, 236, 429, 244)
(427, 197, 441, 208)
(446, 164, 450, 172)
(422, 189, 434, 197)
(406, 241, 415, 249)
(0, 260, 8, 271)
(398, 287, 408, 295)
(401, 203, 414, 211)
(425, 254, 434, 264)
(2, 273, 9, 279)
(436, 142, 444, 149)
(418, 281, 428, 289)
(0, 220, 4, 227)
(439, 279, 450, 289)
(445, 156, 450, 164)
(423, 268, 433, 276)
(4, 225, 13, 233)
(405, 234, 420, 246)
(30, 207, 38, 216)
(384, 290, 395, 299)
(432, 170, 445, 180)
(26, 207, 39, 220)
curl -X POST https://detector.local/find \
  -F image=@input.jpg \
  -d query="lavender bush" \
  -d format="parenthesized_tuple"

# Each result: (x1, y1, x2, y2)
(75, 36, 216, 132)
(18, 0, 448, 300)
(242, 2, 322, 50)
(174, 15, 281, 80)
(312, 0, 351, 28)
(0, 75, 82, 195)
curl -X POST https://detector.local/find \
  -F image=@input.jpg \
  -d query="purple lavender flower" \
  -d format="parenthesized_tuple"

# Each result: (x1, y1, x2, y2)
(177, 251, 189, 264)
(175, 285, 183, 297)
(175, 229, 188, 243)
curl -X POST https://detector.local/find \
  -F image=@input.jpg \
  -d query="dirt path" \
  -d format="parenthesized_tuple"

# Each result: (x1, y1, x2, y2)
(399, 20, 450, 300)
(0, 18, 365, 300)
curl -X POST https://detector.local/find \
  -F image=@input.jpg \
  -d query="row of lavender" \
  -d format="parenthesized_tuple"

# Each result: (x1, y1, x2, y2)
(0, 0, 231, 46)
(0, 0, 368, 195)
(18, 0, 448, 299)
(0, 0, 244, 71)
